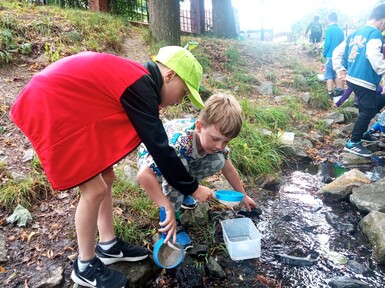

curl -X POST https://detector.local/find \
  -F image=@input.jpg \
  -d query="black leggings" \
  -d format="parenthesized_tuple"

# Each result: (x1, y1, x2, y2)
(347, 81, 385, 142)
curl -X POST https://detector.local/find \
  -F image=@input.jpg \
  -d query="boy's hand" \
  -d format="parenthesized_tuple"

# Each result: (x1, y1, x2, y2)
(158, 206, 177, 244)
(243, 195, 257, 212)
(191, 185, 214, 202)
(337, 70, 347, 80)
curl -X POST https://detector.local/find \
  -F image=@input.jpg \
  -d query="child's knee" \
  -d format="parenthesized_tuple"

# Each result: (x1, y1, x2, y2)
(101, 167, 116, 186)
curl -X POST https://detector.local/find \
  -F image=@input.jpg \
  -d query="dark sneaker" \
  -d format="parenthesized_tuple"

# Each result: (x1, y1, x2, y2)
(181, 195, 197, 210)
(361, 131, 378, 143)
(96, 238, 149, 265)
(327, 91, 334, 98)
(169, 219, 192, 250)
(344, 140, 372, 157)
(71, 257, 127, 288)
(334, 89, 344, 97)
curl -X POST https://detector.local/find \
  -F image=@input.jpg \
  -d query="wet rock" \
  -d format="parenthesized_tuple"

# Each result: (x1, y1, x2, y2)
(329, 276, 369, 288)
(302, 225, 318, 232)
(359, 211, 385, 264)
(317, 169, 370, 201)
(324, 212, 355, 234)
(320, 248, 348, 265)
(206, 256, 226, 278)
(254, 173, 283, 191)
(274, 254, 317, 266)
(347, 260, 372, 276)
(237, 208, 262, 218)
(187, 243, 209, 258)
(341, 152, 372, 167)
(350, 177, 385, 213)
(176, 263, 204, 288)
(29, 265, 64, 288)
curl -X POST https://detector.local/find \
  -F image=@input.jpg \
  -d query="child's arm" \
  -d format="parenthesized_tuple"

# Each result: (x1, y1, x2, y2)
(221, 159, 257, 211)
(136, 166, 176, 243)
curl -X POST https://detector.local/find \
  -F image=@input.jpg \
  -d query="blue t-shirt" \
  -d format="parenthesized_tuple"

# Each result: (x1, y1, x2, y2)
(323, 23, 344, 58)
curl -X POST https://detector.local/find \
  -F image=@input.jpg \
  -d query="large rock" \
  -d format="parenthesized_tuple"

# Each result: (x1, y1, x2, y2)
(359, 211, 385, 264)
(340, 153, 372, 167)
(317, 169, 370, 201)
(113, 258, 160, 287)
(350, 178, 385, 212)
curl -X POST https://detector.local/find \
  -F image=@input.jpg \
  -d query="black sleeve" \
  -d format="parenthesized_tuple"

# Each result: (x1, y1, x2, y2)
(120, 75, 198, 195)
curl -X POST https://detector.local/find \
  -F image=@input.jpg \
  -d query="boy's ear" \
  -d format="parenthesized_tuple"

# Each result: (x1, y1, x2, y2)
(164, 70, 176, 83)
(195, 119, 202, 132)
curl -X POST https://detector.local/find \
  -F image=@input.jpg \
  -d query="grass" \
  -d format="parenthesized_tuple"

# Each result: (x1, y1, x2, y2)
(0, 1, 131, 64)
(229, 123, 283, 178)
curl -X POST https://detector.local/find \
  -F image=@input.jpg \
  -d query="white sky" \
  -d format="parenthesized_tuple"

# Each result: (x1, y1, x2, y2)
(231, 0, 380, 32)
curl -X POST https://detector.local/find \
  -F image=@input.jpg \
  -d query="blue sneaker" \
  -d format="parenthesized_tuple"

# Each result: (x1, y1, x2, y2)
(181, 195, 197, 210)
(169, 219, 192, 250)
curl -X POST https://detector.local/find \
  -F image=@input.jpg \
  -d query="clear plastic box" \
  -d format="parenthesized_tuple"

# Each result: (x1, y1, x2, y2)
(221, 218, 261, 261)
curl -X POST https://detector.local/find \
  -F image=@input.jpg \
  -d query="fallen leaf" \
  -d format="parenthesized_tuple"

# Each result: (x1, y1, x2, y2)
(0, 265, 7, 273)
(27, 232, 38, 243)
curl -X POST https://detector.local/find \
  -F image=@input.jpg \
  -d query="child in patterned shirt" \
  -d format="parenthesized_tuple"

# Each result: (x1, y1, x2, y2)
(137, 93, 257, 249)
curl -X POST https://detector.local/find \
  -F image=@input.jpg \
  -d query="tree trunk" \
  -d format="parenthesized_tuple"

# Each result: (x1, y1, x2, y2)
(148, 0, 181, 46)
(212, 0, 237, 38)
(190, 0, 205, 34)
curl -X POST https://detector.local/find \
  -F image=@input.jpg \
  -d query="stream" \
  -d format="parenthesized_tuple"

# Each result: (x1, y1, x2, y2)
(199, 163, 385, 287)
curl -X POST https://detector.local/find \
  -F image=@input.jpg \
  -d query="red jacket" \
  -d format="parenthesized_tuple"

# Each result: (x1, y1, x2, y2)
(10, 52, 198, 194)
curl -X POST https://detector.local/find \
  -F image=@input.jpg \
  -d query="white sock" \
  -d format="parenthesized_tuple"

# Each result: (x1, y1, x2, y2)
(78, 258, 93, 272)
(98, 237, 117, 251)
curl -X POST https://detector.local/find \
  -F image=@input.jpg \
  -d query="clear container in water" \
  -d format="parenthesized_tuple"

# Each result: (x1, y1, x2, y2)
(221, 218, 261, 261)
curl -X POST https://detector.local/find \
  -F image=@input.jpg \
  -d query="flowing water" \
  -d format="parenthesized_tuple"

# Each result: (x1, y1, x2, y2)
(205, 163, 385, 287)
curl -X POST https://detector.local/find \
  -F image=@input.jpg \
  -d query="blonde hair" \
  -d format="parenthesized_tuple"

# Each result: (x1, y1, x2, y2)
(199, 93, 242, 139)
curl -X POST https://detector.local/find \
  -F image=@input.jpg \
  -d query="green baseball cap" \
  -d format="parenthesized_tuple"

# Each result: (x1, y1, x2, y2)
(155, 46, 204, 109)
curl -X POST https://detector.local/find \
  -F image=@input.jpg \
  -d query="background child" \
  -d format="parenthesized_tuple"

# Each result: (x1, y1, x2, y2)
(333, 4, 385, 157)
(323, 12, 345, 97)
(306, 15, 323, 54)
(367, 110, 385, 138)
(10, 46, 214, 287)
(136, 93, 257, 249)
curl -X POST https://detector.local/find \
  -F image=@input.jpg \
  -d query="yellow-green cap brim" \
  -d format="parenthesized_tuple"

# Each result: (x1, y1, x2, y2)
(186, 82, 204, 109)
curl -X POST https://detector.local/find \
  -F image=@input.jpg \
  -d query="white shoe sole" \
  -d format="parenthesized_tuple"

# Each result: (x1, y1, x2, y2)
(98, 253, 149, 265)
(343, 146, 372, 157)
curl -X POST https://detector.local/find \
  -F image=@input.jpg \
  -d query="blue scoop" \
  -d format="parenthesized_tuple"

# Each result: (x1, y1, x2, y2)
(153, 207, 184, 268)
(214, 190, 244, 208)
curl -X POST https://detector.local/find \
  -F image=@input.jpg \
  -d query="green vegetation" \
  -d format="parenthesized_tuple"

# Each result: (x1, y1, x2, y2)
(0, 0, 131, 65)
(0, 160, 53, 209)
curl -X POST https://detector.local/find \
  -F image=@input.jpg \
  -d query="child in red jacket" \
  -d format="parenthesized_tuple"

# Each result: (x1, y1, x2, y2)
(10, 46, 214, 288)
